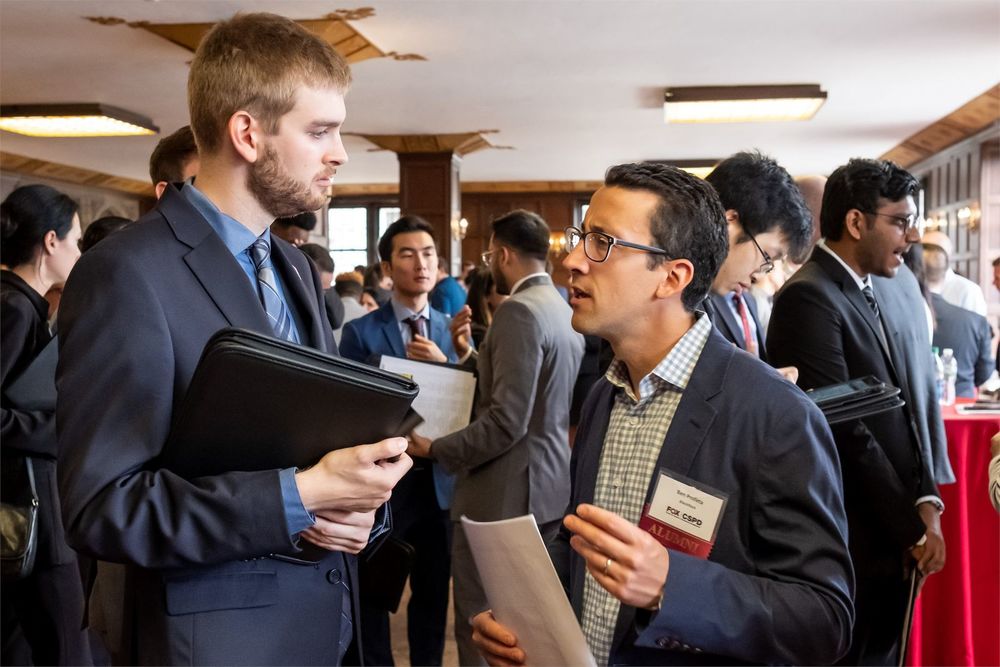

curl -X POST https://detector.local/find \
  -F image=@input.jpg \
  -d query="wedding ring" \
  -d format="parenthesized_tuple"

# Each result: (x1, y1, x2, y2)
(603, 557, 612, 576)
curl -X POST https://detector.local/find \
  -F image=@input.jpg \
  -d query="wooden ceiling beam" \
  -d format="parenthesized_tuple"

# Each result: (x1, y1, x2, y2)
(881, 84, 1000, 167)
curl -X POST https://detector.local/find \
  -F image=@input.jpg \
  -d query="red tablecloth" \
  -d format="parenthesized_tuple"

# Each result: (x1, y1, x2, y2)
(908, 402, 1000, 667)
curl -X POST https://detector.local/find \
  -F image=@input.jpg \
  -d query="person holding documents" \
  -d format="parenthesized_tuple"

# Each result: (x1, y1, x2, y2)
(768, 159, 945, 666)
(340, 215, 458, 666)
(1, 185, 89, 666)
(55, 14, 411, 666)
(471, 163, 853, 666)
(408, 209, 584, 665)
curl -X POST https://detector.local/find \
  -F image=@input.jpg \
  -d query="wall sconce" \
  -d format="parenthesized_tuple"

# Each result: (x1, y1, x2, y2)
(957, 204, 981, 230)
(451, 216, 469, 241)
(549, 232, 567, 254)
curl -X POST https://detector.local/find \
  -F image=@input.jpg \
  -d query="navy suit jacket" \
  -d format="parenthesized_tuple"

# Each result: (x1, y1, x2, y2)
(551, 327, 853, 665)
(339, 299, 457, 509)
(57, 185, 361, 665)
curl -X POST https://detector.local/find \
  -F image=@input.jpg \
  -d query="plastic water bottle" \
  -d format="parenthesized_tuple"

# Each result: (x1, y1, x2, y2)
(932, 346, 944, 402)
(941, 348, 957, 406)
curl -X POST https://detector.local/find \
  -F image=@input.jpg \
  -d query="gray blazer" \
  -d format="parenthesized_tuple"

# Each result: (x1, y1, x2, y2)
(872, 266, 954, 484)
(432, 274, 584, 524)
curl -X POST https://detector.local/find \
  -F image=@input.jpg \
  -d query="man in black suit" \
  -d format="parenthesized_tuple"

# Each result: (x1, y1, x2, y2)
(56, 13, 411, 665)
(768, 158, 946, 666)
(924, 243, 994, 396)
(701, 151, 811, 379)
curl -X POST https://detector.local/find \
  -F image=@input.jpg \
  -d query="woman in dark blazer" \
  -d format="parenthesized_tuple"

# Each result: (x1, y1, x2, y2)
(1, 184, 89, 666)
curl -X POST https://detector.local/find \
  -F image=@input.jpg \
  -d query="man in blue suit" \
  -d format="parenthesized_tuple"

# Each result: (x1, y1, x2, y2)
(471, 163, 853, 665)
(340, 215, 457, 666)
(55, 13, 411, 665)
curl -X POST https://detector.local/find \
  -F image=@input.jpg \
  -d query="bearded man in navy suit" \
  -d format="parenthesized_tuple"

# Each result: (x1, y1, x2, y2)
(56, 13, 411, 665)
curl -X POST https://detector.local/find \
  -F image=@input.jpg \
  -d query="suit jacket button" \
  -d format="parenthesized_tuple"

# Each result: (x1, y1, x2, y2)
(326, 569, 342, 585)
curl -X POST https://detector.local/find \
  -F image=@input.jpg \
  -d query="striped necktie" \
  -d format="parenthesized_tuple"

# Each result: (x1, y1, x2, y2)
(249, 237, 295, 342)
(861, 284, 880, 320)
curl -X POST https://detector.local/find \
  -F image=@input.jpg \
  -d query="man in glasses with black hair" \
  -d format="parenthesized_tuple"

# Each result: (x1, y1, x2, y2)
(470, 162, 853, 666)
(769, 158, 945, 666)
(701, 151, 812, 373)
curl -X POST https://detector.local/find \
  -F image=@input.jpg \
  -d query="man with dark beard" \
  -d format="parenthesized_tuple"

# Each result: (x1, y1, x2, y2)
(55, 13, 412, 666)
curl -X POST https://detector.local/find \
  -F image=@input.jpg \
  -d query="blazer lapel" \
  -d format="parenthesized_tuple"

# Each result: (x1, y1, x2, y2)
(708, 293, 746, 350)
(270, 239, 324, 350)
(160, 187, 272, 333)
(570, 382, 615, 618)
(428, 308, 449, 356)
(813, 249, 896, 367)
(377, 302, 407, 358)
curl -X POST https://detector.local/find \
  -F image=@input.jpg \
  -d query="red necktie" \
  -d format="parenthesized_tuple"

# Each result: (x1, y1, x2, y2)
(733, 293, 758, 357)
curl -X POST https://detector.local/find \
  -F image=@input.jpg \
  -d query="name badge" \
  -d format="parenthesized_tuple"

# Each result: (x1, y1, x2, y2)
(638, 469, 728, 559)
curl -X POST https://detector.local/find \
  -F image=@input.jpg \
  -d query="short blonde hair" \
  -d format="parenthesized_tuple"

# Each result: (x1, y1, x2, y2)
(188, 12, 351, 155)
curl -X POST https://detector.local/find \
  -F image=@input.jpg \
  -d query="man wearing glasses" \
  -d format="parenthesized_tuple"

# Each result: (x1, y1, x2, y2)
(470, 162, 853, 666)
(701, 152, 812, 372)
(768, 158, 945, 666)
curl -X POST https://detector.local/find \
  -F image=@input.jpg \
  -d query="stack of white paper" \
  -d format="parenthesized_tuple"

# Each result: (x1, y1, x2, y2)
(461, 514, 596, 666)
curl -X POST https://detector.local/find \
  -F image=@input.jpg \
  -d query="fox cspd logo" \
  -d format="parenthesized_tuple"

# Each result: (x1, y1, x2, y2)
(664, 505, 703, 527)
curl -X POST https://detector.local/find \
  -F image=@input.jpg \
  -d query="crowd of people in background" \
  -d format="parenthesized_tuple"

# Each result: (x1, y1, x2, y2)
(2, 10, 999, 667)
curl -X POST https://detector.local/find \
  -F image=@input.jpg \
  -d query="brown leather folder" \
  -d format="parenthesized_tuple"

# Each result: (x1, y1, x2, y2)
(160, 328, 420, 478)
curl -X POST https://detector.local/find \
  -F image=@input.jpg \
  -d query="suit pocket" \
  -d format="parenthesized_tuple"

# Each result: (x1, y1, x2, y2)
(164, 571, 278, 615)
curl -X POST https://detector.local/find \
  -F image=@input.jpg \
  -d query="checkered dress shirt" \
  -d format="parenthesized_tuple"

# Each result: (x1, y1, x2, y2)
(580, 314, 711, 665)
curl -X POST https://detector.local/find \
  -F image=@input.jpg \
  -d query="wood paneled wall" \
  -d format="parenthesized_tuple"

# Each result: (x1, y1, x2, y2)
(910, 122, 999, 287)
(979, 140, 1000, 314)
(460, 190, 593, 286)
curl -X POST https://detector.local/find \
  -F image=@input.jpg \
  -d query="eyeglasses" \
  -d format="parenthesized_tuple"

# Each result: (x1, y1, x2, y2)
(480, 249, 494, 265)
(742, 227, 775, 275)
(862, 210, 923, 234)
(564, 226, 671, 263)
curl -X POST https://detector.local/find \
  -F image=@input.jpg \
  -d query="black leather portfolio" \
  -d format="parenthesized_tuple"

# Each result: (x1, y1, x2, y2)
(805, 375, 905, 425)
(160, 328, 421, 478)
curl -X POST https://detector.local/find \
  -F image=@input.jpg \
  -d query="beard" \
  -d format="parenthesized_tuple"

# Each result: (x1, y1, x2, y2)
(247, 143, 329, 218)
(492, 263, 510, 295)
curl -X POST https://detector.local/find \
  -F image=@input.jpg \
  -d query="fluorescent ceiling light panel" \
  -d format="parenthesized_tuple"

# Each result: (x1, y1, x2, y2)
(0, 104, 158, 137)
(664, 85, 827, 124)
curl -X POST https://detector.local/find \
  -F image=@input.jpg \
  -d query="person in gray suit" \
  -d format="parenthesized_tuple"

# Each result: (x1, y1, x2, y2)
(408, 209, 584, 665)
(873, 256, 954, 484)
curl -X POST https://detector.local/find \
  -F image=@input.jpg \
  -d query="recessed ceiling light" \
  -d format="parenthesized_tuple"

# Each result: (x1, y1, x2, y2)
(0, 104, 158, 137)
(664, 85, 827, 124)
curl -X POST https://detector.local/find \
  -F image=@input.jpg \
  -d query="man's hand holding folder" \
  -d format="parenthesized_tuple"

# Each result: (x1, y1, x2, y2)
(295, 437, 412, 554)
